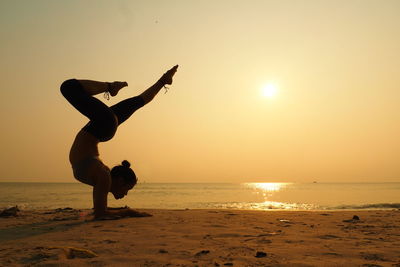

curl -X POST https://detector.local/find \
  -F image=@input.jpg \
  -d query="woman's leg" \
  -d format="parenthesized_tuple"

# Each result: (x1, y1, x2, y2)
(110, 96, 145, 126)
(60, 79, 118, 141)
(78, 80, 128, 97)
(110, 80, 166, 125)
(111, 65, 178, 125)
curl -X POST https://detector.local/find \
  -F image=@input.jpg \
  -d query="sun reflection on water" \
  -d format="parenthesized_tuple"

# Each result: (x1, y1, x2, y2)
(240, 182, 300, 210)
(244, 182, 292, 192)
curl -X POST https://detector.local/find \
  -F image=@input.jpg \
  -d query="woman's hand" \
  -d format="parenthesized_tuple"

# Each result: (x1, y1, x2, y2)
(95, 207, 152, 220)
(125, 208, 152, 217)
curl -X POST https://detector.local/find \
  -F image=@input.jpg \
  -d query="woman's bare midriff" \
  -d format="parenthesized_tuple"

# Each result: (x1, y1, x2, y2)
(69, 129, 100, 165)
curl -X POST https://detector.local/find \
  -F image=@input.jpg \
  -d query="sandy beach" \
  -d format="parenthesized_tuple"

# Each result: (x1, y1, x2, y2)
(0, 208, 399, 267)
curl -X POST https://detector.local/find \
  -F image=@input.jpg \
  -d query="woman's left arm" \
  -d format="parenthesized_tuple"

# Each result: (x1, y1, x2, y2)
(92, 168, 112, 219)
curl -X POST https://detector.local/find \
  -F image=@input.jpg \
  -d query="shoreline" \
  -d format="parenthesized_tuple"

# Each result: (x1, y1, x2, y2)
(2, 182, 400, 213)
(1, 208, 400, 266)
(2, 206, 400, 212)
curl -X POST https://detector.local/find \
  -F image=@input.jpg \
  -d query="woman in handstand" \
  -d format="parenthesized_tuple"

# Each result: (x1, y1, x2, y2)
(61, 65, 178, 219)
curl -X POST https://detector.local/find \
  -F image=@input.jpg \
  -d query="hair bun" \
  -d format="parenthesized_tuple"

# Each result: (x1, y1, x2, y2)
(121, 160, 131, 168)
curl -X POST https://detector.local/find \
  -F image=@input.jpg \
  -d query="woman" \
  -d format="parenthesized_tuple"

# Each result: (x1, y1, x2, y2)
(61, 65, 178, 219)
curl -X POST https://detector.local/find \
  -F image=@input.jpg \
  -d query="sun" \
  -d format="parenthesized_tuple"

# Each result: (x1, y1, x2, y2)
(261, 83, 278, 99)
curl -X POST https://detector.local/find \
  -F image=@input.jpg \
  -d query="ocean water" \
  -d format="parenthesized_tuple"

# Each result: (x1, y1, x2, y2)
(0, 182, 399, 211)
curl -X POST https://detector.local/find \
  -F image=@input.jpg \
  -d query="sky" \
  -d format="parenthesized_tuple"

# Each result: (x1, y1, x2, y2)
(0, 0, 399, 183)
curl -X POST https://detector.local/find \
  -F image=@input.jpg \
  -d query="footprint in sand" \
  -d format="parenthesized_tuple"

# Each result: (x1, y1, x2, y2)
(318, 234, 341, 240)
(102, 239, 117, 244)
(215, 233, 242, 238)
(194, 250, 210, 256)
(360, 252, 386, 261)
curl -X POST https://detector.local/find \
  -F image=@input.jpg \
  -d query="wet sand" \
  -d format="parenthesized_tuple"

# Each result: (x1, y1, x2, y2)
(0, 208, 399, 266)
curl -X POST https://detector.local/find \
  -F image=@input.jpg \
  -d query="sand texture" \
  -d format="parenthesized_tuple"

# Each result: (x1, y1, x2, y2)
(0, 208, 400, 266)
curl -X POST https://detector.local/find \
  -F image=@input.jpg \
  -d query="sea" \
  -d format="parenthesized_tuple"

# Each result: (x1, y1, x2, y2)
(0, 182, 399, 211)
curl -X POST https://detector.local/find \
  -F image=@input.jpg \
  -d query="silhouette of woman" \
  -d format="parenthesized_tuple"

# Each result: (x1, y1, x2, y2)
(60, 65, 178, 219)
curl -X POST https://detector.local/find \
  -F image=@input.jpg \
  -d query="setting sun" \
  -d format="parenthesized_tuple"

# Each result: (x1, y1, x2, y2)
(261, 83, 278, 99)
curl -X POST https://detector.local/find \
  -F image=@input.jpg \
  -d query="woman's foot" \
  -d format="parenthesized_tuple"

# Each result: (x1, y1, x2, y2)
(159, 65, 179, 85)
(109, 81, 128, 97)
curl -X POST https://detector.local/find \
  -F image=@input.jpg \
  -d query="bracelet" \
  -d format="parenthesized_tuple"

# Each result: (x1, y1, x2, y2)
(104, 82, 111, 100)
(163, 85, 169, 94)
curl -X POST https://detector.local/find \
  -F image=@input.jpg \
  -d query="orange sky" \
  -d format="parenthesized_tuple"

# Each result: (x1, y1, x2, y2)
(0, 0, 399, 183)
